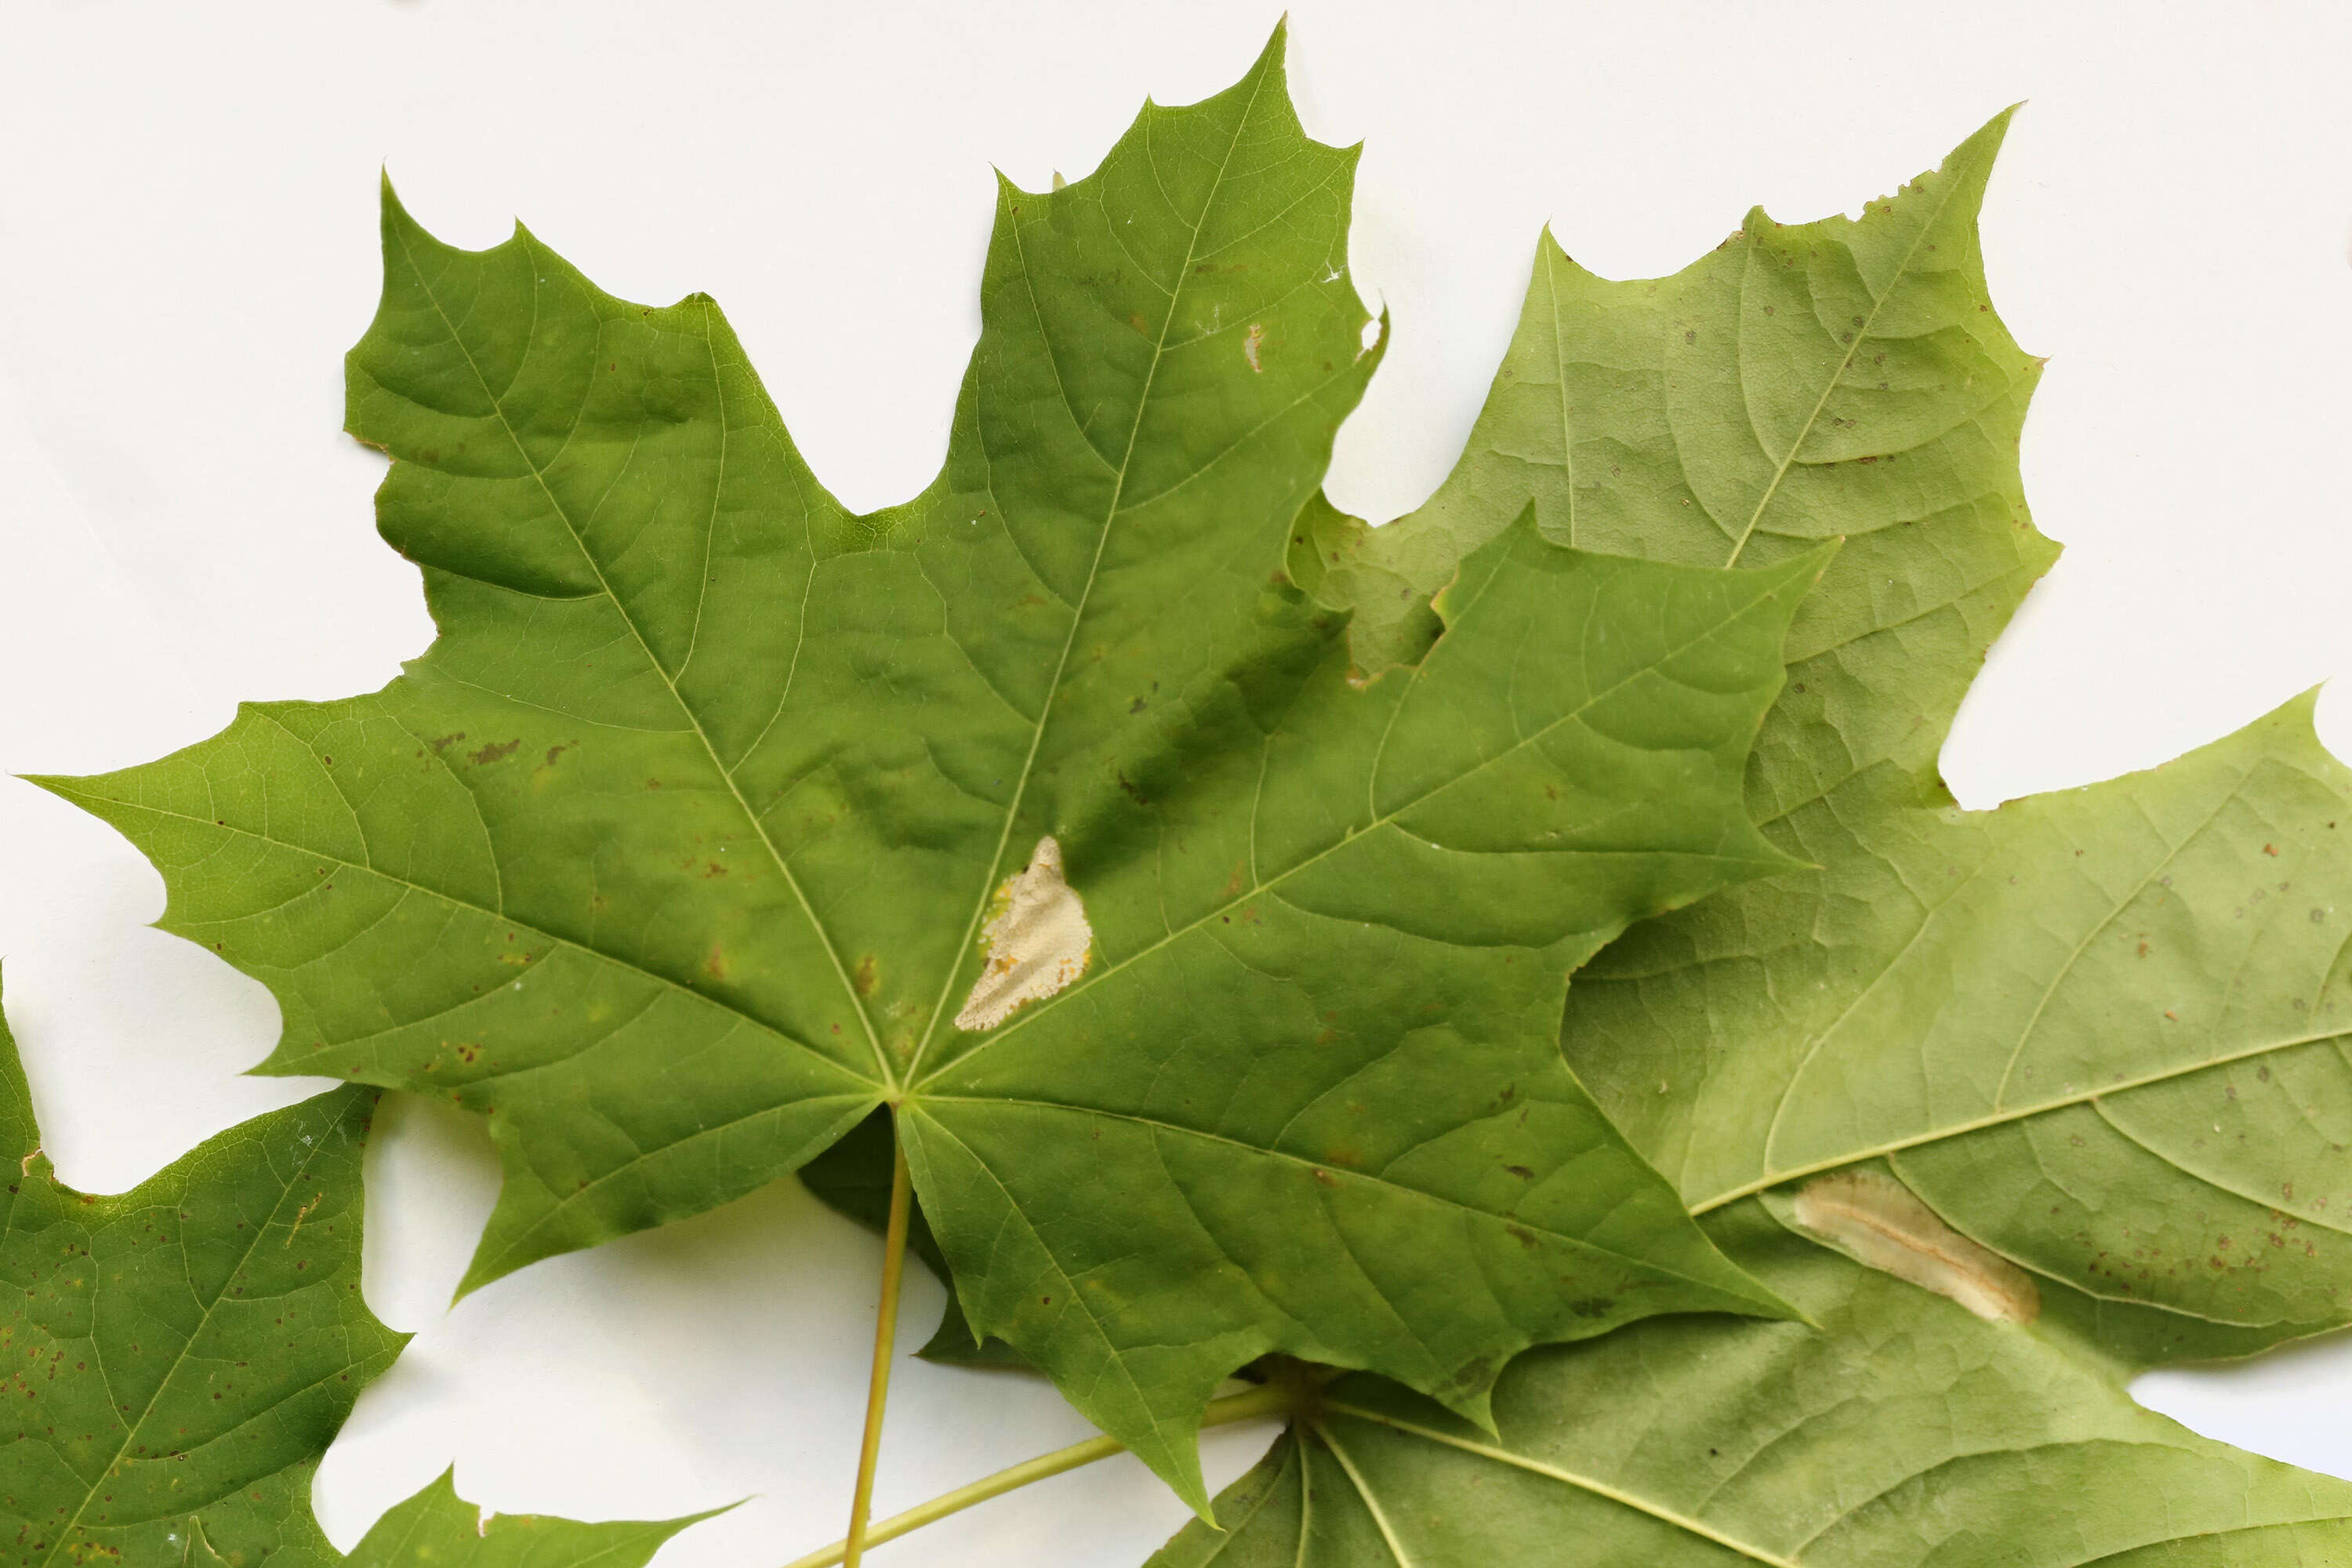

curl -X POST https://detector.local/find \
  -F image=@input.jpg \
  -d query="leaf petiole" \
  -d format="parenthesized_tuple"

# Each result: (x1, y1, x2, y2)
(840, 1121, 915, 1568)
(786, 1381, 1300, 1568)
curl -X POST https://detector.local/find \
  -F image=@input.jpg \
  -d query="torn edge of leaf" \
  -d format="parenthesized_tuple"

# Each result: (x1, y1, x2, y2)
(1793, 1169, 2041, 1324)
(955, 836, 1093, 1031)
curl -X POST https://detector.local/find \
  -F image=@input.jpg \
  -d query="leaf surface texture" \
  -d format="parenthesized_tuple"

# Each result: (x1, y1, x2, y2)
(42, 30, 1824, 1504)
(0, 987, 397, 1567)
(0, 982, 708, 1568)
(1303, 105, 2352, 1358)
(1147, 1206, 2352, 1566)
(1141, 105, 2352, 1564)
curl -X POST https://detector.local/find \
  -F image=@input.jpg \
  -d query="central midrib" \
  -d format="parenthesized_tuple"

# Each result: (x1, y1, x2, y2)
(1679, 167, 2078, 1214)
(1319, 1403, 1799, 1566)
(111, 716, 866, 1099)
(1689, 1018, 2352, 1216)
(900, 67, 1272, 1083)
(1312, 1421, 1418, 1566)
(31, 1124, 343, 1568)
(911, 1094, 1768, 1302)
(1719, 163, 1964, 568)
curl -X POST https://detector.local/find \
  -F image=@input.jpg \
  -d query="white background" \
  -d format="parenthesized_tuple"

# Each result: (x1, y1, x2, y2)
(2, 2, 2350, 1562)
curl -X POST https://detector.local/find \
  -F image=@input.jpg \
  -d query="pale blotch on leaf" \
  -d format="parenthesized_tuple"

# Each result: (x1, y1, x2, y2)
(954, 836, 1093, 1032)
(1793, 1169, 2041, 1324)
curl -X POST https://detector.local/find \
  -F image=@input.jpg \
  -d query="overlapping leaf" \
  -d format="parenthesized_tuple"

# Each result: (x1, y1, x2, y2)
(1303, 103, 2352, 1355)
(1298, 111, 2050, 711)
(1485, 119, 2352, 1357)
(39, 30, 1836, 1506)
(1145, 106, 2352, 1563)
(1625, 692, 2352, 1352)
(1146, 1203, 2352, 1566)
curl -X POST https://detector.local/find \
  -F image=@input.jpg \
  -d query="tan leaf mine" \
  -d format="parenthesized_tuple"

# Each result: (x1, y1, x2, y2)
(954, 836, 1094, 1032)
(1793, 1169, 2042, 1324)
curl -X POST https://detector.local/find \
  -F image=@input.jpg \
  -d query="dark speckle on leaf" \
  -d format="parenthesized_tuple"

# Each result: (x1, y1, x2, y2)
(466, 739, 521, 766)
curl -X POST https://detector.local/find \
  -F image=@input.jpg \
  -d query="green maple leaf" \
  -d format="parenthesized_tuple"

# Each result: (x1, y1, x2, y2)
(0, 981, 399, 1567)
(1298, 109, 2049, 715)
(37, 29, 1824, 1508)
(1490, 112, 2352, 1357)
(1599, 691, 2352, 1351)
(1160, 100, 2352, 1563)
(1146, 1201, 2352, 1566)
(0, 982, 705, 1568)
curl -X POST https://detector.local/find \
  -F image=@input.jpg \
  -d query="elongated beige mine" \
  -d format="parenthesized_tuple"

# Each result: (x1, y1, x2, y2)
(1794, 1169, 2042, 1324)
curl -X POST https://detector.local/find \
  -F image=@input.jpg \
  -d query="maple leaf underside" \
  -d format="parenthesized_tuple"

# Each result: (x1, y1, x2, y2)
(1141, 87, 2352, 1563)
